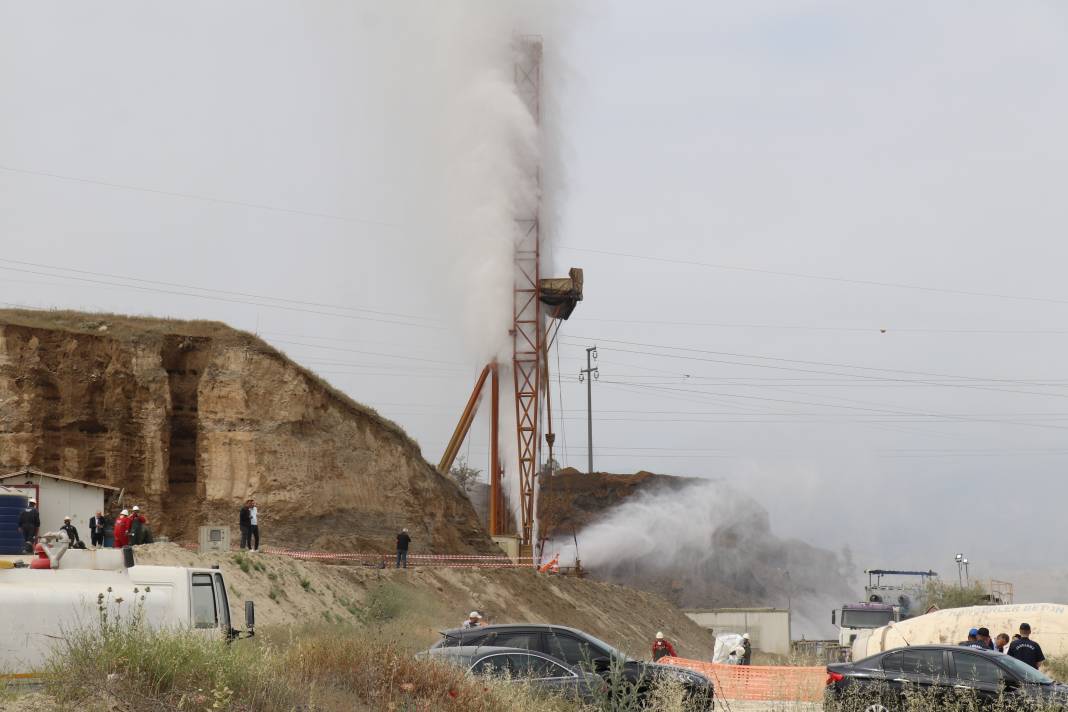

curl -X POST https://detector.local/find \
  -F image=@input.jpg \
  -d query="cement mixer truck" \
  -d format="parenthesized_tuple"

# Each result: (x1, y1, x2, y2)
(1, 536, 255, 677)
(832, 569, 938, 650)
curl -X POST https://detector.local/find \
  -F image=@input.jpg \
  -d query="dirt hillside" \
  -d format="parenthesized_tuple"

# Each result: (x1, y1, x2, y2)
(133, 543, 714, 660)
(0, 309, 491, 554)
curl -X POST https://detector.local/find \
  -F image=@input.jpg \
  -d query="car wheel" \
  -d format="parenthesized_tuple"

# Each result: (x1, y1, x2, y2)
(863, 705, 891, 712)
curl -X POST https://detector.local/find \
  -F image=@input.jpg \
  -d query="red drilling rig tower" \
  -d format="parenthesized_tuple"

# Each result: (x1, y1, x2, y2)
(437, 36, 582, 551)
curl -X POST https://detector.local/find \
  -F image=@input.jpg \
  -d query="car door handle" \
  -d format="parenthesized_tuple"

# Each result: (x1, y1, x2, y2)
(892, 679, 910, 684)
(953, 685, 971, 690)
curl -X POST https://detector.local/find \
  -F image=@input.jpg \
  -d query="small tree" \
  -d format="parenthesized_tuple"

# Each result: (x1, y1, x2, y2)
(449, 457, 481, 493)
(922, 580, 989, 610)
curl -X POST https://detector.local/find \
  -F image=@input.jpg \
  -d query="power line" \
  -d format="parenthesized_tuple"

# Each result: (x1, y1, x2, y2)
(558, 245, 1068, 307)
(577, 317, 1068, 335)
(0, 163, 398, 227)
(560, 337, 1068, 399)
(0, 264, 441, 330)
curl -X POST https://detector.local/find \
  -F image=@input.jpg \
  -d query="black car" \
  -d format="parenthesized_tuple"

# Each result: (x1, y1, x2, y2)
(430, 623, 713, 709)
(825, 644, 1068, 710)
(425, 645, 605, 702)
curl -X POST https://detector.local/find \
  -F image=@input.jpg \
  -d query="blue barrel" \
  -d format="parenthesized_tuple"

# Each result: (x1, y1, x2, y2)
(0, 490, 29, 554)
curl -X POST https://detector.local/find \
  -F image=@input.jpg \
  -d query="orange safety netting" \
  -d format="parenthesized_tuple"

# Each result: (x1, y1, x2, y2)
(661, 657, 827, 702)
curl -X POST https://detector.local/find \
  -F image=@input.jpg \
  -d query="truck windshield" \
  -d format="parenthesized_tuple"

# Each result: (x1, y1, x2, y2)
(841, 609, 893, 628)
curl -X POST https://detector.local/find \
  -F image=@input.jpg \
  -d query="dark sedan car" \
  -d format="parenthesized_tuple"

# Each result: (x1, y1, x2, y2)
(425, 645, 604, 702)
(825, 644, 1068, 710)
(429, 623, 714, 709)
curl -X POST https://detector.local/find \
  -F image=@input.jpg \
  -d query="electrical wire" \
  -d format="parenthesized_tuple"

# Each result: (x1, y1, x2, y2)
(557, 245, 1068, 307)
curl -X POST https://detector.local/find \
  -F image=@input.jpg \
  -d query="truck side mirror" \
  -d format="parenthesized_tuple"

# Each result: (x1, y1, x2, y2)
(831, 611, 836, 625)
(245, 600, 255, 634)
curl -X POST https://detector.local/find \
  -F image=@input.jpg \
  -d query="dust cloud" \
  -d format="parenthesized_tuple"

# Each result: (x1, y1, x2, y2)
(549, 479, 857, 639)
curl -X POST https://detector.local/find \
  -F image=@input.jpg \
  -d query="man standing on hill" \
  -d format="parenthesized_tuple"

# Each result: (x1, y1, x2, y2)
(1008, 623, 1045, 669)
(396, 528, 411, 568)
(89, 510, 107, 548)
(239, 499, 252, 550)
(247, 498, 260, 551)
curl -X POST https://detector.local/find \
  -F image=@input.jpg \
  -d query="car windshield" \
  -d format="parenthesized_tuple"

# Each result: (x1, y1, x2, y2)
(840, 609, 893, 629)
(999, 654, 1053, 685)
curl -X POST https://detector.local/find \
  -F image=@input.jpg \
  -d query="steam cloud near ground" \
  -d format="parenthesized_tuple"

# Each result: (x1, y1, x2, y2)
(549, 479, 857, 639)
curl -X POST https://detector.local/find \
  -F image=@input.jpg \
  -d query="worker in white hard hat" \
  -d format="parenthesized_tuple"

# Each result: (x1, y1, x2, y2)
(17, 498, 40, 552)
(60, 516, 83, 548)
(114, 509, 132, 548)
(652, 631, 678, 661)
(741, 633, 752, 666)
(462, 611, 483, 629)
(129, 506, 149, 545)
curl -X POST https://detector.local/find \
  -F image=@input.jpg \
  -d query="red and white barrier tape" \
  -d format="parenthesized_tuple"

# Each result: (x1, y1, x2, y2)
(179, 542, 535, 568)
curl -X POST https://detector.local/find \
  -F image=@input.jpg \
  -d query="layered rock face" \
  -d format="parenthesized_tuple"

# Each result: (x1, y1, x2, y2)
(0, 310, 492, 553)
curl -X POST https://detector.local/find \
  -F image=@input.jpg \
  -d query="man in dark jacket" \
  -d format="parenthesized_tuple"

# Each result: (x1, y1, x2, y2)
(17, 499, 40, 551)
(396, 528, 411, 568)
(1008, 623, 1046, 669)
(60, 516, 82, 547)
(239, 499, 252, 550)
(89, 510, 107, 548)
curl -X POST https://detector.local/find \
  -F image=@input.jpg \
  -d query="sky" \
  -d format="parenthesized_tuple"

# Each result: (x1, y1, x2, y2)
(3, 2, 1068, 597)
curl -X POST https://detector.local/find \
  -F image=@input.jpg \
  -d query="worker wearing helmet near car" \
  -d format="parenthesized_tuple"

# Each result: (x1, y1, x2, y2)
(652, 631, 677, 661)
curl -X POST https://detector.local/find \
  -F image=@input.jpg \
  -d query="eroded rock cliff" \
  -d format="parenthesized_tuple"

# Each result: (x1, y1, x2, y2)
(0, 309, 492, 553)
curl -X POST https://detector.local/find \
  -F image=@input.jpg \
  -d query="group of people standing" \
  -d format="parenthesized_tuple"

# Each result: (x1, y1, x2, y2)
(961, 622, 1045, 669)
(14, 499, 150, 551)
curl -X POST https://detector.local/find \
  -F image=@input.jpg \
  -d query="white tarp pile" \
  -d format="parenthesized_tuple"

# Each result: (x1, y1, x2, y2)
(712, 633, 746, 663)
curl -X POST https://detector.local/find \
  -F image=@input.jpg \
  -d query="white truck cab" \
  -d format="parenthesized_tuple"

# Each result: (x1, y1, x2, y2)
(832, 602, 897, 647)
(0, 537, 254, 676)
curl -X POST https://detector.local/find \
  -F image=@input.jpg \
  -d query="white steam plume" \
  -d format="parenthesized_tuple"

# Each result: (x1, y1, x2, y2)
(549, 478, 856, 639)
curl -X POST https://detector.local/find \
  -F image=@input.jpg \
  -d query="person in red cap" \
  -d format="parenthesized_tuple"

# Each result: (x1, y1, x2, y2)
(113, 509, 131, 548)
(652, 631, 677, 661)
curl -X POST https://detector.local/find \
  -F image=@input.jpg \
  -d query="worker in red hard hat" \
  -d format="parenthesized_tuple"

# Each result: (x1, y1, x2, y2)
(113, 509, 131, 548)
(652, 631, 677, 661)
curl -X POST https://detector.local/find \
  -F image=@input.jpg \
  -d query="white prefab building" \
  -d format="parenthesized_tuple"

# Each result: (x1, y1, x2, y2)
(0, 467, 121, 539)
(684, 607, 792, 656)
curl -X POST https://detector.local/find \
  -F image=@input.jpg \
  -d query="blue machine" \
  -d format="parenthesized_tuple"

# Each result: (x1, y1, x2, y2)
(0, 489, 30, 554)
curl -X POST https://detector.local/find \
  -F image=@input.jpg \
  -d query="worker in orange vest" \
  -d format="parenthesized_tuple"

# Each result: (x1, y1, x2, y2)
(652, 631, 677, 661)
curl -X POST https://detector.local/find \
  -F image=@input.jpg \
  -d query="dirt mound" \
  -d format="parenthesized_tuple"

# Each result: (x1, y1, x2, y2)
(538, 467, 697, 540)
(0, 309, 491, 554)
(132, 543, 714, 659)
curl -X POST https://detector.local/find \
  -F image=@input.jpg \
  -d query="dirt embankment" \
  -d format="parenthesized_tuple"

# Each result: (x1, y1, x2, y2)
(133, 543, 714, 660)
(0, 309, 491, 554)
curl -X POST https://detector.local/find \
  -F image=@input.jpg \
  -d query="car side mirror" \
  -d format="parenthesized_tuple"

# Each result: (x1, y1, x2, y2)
(831, 611, 836, 625)
(245, 600, 255, 635)
(592, 657, 611, 672)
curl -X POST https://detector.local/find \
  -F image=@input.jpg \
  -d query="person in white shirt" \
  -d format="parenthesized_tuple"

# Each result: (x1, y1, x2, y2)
(462, 611, 482, 629)
(248, 499, 260, 551)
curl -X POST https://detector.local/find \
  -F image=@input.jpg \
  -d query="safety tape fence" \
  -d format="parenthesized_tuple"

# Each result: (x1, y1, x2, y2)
(661, 657, 826, 702)
(179, 542, 535, 568)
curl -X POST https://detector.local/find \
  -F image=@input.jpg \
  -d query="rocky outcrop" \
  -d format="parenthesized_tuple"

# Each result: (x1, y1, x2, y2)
(0, 309, 492, 553)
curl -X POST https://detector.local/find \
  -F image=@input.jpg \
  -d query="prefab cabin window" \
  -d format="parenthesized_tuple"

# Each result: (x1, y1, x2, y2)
(192, 573, 218, 628)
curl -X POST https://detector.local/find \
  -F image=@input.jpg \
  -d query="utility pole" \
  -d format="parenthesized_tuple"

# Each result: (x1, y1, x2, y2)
(579, 346, 598, 475)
